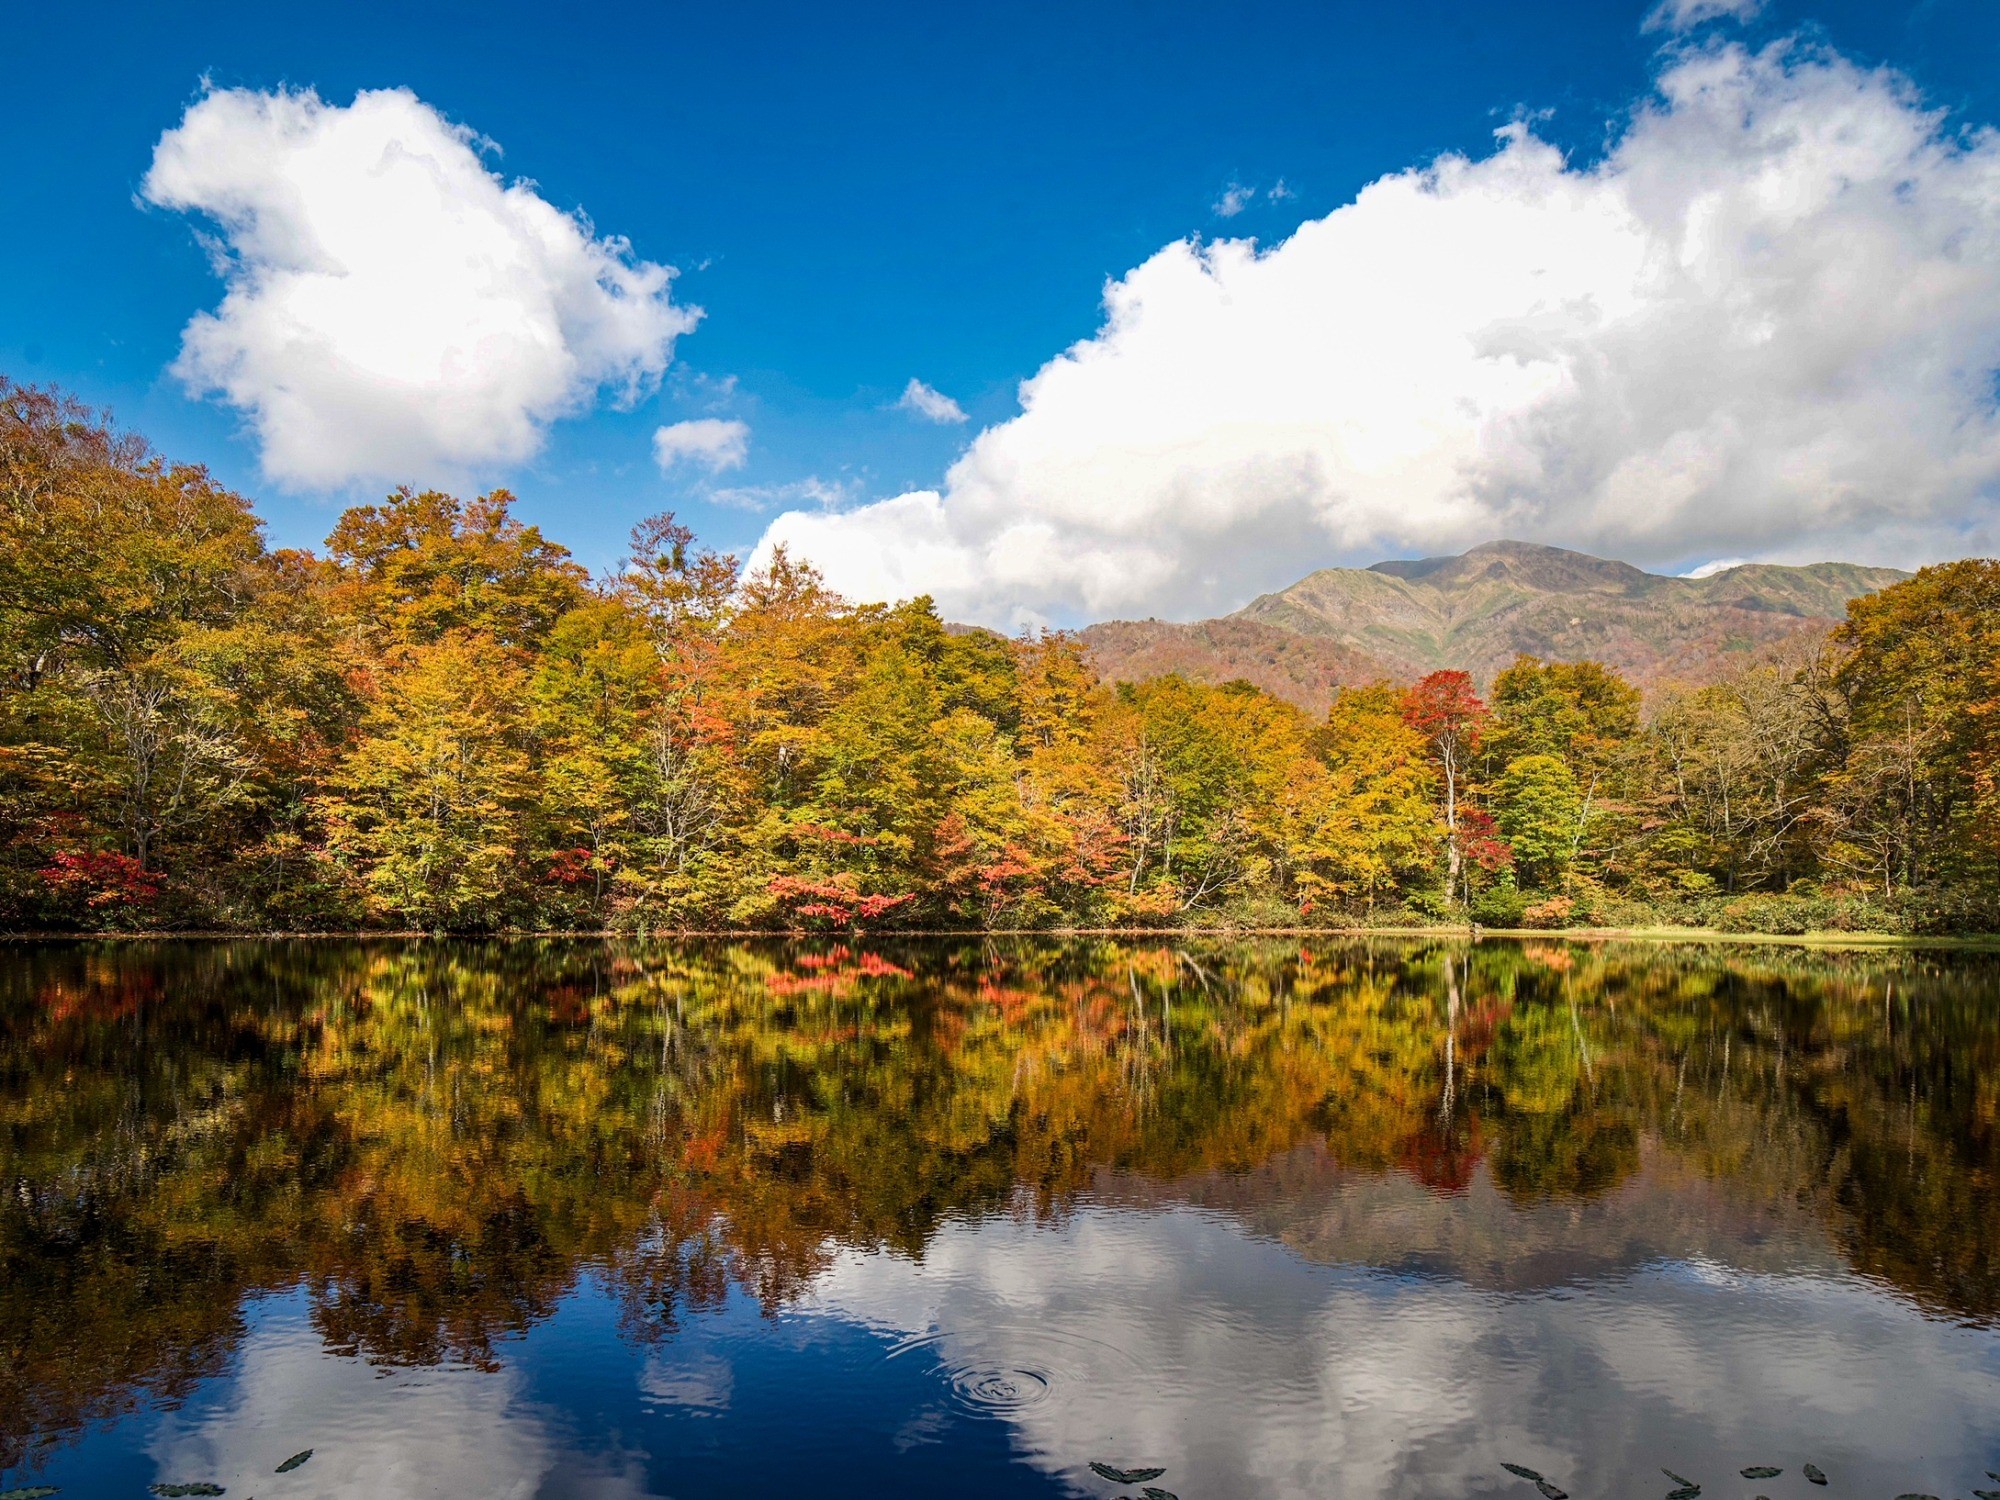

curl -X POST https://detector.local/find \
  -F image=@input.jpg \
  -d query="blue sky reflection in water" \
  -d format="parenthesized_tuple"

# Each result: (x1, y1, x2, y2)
(1, 939, 1997, 1499)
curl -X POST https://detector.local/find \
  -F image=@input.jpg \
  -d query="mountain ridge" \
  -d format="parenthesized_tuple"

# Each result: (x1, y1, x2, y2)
(1079, 541, 1912, 711)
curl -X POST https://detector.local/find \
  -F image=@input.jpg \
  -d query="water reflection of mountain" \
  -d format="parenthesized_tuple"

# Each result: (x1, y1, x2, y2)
(1103, 1145, 1848, 1291)
(0, 938, 1995, 1473)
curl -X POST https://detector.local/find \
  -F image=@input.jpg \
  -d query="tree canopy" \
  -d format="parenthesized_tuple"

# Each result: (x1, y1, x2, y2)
(3, 379, 1997, 934)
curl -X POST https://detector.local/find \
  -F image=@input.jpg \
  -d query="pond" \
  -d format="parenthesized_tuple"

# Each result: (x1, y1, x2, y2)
(1, 938, 1997, 1500)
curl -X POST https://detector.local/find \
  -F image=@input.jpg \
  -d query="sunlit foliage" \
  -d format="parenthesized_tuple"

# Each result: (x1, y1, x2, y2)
(2, 380, 1997, 932)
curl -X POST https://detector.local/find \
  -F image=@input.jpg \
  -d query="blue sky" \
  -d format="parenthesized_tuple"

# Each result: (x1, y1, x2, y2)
(6, 0, 2000, 622)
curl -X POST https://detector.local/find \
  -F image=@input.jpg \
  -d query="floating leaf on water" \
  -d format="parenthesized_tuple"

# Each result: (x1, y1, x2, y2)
(1089, 1464, 1166, 1486)
(1503, 1464, 1546, 1483)
(1666, 1485, 1702, 1499)
(1663, 1471, 1698, 1489)
(1804, 1466, 1827, 1486)
(151, 1488, 226, 1498)
(1141, 1490, 1179, 1500)
(1537, 1481, 1568, 1500)
(1972, 1490, 1999, 1499)
(0, 1488, 60, 1498)
(274, 1450, 313, 1474)
(1891, 1493, 1940, 1500)
(1742, 1469, 1783, 1480)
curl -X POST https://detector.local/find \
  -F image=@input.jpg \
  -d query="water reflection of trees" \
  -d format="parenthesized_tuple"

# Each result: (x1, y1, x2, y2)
(0, 938, 1995, 1471)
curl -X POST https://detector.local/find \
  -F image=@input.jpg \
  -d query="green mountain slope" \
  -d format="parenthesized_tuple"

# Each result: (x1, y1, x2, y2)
(1081, 541, 1911, 703)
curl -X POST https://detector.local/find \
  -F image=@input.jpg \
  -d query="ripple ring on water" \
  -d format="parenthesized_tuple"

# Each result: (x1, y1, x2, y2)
(949, 1363, 1055, 1414)
(885, 1324, 1143, 1416)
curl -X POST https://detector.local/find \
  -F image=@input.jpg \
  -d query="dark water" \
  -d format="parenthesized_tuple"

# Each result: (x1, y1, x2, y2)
(2, 939, 1997, 1500)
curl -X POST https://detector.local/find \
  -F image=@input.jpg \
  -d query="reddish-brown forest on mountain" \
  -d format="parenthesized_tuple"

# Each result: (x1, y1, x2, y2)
(1082, 541, 1909, 707)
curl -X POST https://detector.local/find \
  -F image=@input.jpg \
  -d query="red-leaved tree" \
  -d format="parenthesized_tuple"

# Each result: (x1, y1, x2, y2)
(1403, 671, 1492, 905)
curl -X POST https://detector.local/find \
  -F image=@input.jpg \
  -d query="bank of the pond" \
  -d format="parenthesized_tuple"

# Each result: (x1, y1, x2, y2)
(8, 923, 2000, 950)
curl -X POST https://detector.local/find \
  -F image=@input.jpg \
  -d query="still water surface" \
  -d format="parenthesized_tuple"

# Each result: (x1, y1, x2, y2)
(1, 938, 1997, 1499)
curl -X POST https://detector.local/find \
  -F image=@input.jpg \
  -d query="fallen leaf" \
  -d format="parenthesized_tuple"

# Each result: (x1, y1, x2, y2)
(1090, 1464, 1166, 1486)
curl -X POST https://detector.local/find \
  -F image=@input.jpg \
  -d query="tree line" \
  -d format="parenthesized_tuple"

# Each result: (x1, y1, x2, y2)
(3, 379, 1998, 933)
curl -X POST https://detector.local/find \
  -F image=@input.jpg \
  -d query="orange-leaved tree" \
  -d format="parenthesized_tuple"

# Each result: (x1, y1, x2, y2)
(1403, 670, 1500, 905)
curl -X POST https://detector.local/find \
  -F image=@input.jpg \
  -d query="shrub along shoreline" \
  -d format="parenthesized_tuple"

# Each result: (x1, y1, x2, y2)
(7, 922, 1999, 952)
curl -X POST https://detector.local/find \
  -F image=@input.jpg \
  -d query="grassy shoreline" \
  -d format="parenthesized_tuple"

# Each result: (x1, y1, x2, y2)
(5, 923, 1999, 950)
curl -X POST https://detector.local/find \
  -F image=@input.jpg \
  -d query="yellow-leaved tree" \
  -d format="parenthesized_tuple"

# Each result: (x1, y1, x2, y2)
(1288, 685, 1439, 912)
(320, 634, 536, 928)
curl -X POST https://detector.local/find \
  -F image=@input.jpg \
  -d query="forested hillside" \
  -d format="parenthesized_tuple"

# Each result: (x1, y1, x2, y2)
(1245, 540, 1911, 686)
(1078, 617, 1392, 716)
(4, 381, 1997, 933)
(1083, 542, 1907, 706)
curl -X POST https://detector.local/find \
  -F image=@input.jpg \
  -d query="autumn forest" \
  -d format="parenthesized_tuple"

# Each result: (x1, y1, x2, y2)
(5, 378, 1999, 936)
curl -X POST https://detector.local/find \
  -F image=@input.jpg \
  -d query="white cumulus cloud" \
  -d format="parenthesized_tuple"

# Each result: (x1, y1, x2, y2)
(653, 417, 750, 474)
(754, 39, 2000, 628)
(142, 85, 698, 489)
(897, 377, 969, 424)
